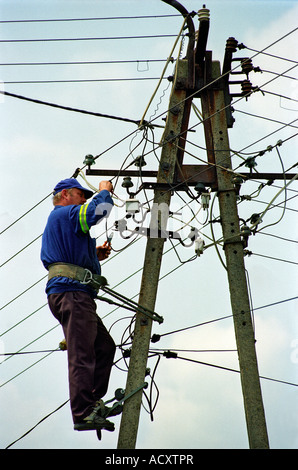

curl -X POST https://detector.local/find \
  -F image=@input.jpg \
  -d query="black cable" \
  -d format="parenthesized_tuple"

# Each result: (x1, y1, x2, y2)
(0, 349, 57, 389)
(151, 295, 298, 342)
(0, 349, 62, 356)
(246, 251, 298, 266)
(0, 34, 179, 43)
(0, 274, 47, 311)
(260, 89, 298, 103)
(151, 348, 237, 353)
(0, 192, 51, 235)
(4, 77, 168, 85)
(243, 45, 298, 65)
(0, 304, 47, 337)
(0, 90, 141, 125)
(0, 14, 180, 24)
(258, 231, 298, 244)
(0, 58, 169, 67)
(164, 353, 298, 388)
(5, 399, 70, 449)
(0, 233, 42, 268)
(142, 354, 161, 422)
(234, 109, 298, 129)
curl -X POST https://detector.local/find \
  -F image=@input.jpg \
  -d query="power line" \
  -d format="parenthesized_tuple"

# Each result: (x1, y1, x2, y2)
(0, 34, 180, 43)
(4, 399, 70, 450)
(0, 14, 180, 24)
(0, 192, 51, 235)
(0, 58, 169, 67)
(0, 233, 42, 268)
(245, 251, 298, 266)
(0, 304, 47, 338)
(0, 89, 142, 124)
(0, 349, 57, 389)
(161, 353, 298, 388)
(258, 231, 298, 244)
(3, 77, 168, 85)
(243, 45, 298, 65)
(0, 349, 62, 356)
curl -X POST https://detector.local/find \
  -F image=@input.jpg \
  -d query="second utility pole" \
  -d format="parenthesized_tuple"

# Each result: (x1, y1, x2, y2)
(200, 58, 270, 449)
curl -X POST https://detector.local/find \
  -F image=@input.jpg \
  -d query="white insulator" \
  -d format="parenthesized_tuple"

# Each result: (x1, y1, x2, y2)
(195, 237, 205, 256)
(198, 6, 210, 21)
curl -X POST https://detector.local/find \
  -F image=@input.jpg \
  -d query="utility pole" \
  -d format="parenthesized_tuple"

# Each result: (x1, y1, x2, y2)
(200, 58, 270, 448)
(117, 55, 194, 449)
(117, 0, 197, 450)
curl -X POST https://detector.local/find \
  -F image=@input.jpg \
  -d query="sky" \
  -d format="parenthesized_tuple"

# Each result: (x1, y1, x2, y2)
(0, 0, 297, 451)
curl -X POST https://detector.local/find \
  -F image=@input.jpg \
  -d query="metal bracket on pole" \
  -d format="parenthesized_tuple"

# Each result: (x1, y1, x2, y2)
(105, 382, 148, 418)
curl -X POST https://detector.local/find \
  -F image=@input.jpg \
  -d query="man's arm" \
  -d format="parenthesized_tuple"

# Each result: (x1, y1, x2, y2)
(75, 181, 114, 234)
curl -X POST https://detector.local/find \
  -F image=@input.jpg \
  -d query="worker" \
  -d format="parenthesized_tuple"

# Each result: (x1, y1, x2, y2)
(40, 177, 118, 434)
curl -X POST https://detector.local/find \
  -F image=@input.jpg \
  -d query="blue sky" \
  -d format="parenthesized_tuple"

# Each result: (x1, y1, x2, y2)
(0, 0, 297, 450)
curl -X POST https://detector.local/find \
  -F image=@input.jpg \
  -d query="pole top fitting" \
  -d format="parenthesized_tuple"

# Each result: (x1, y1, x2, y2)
(198, 6, 210, 21)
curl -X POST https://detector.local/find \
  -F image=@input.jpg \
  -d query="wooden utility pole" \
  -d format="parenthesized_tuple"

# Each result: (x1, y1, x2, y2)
(117, 56, 194, 449)
(200, 59, 270, 448)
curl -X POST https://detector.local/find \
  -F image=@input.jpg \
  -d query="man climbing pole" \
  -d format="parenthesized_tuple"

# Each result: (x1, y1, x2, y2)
(41, 177, 120, 436)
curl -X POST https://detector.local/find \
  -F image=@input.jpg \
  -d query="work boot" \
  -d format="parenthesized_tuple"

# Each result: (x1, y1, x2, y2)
(74, 412, 115, 432)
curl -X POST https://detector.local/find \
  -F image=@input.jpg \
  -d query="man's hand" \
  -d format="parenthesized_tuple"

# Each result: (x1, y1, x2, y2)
(96, 241, 112, 261)
(99, 180, 113, 193)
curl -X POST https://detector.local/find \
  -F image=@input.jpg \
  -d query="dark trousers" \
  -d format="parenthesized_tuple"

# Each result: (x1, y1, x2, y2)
(48, 291, 116, 424)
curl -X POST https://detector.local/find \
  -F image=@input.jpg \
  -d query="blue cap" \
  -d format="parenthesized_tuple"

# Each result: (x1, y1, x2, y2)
(53, 178, 94, 199)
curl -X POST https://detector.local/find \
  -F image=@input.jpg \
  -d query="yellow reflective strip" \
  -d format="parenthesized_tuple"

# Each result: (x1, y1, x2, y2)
(79, 204, 89, 233)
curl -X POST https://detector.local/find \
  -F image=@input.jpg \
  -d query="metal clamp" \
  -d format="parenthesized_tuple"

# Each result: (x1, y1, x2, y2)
(81, 268, 93, 285)
(105, 382, 148, 418)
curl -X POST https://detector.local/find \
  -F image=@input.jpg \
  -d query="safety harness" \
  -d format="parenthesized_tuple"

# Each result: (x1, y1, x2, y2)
(47, 263, 163, 324)
(48, 262, 108, 291)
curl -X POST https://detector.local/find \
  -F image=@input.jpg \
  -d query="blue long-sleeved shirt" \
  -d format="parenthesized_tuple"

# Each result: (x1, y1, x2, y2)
(41, 190, 113, 297)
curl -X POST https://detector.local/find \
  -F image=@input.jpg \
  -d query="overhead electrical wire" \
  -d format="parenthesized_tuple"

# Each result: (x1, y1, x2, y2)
(157, 352, 298, 388)
(0, 34, 180, 43)
(0, 58, 169, 67)
(3, 77, 169, 85)
(245, 251, 298, 266)
(243, 44, 298, 65)
(0, 90, 150, 125)
(259, 231, 298, 244)
(0, 14, 180, 24)
(4, 399, 70, 450)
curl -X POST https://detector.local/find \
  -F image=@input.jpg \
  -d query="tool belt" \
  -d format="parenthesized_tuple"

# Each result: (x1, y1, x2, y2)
(48, 263, 108, 292)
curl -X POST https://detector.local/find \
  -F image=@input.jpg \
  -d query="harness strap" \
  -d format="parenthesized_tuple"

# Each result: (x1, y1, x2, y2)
(47, 263, 108, 291)
(48, 264, 164, 324)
